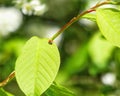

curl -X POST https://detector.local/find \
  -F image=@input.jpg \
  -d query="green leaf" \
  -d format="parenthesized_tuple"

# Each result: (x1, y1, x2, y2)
(43, 83, 75, 96)
(15, 36, 60, 96)
(0, 88, 13, 96)
(82, 13, 96, 22)
(96, 8, 120, 47)
(88, 32, 114, 69)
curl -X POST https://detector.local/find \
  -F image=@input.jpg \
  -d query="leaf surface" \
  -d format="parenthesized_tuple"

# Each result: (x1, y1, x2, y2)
(15, 36, 60, 96)
(96, 8, 120, 47)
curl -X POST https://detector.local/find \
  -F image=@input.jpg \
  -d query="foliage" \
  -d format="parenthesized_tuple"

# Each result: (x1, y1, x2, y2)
(43, 83, 75, 96)
(96, 8, 120, 47)
(0, 0, 120, 96)
(15, 37, 60, 96)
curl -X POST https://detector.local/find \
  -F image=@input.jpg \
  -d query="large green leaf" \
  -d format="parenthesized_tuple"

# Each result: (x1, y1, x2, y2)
(96, 8, 120, 47)
(15, 36, 60, 96)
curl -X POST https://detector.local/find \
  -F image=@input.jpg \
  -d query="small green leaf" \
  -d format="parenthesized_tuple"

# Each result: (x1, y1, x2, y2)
(0, 88, 13, 96)
(96, 8, 120, 47)
(43, 83, 75, 96)
(15, 36, 60, 96)
(82, 13, 96, 22)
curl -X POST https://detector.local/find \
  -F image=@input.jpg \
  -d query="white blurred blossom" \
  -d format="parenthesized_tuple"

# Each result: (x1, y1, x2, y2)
(0, 7, 23, 36)
(101, 73, 116, 86)
(22, 2, 33, 15)
(15, 0, 47, 16)
(33, 4, 46, 15)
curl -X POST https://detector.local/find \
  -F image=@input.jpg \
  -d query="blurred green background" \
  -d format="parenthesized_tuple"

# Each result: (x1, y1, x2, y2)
(0, 0, 120, 96)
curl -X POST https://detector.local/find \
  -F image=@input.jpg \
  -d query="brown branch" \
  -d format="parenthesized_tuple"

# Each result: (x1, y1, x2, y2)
(0, 71, 15, 87)
(48, 0, 111, 44)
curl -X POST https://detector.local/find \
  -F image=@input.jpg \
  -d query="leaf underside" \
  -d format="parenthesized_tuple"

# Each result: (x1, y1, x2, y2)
(15, 36, 60, 96)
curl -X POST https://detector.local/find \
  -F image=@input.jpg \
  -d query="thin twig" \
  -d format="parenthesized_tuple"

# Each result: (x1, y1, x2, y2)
(48, 0, 112, 44)
(0, 71, 15, 87)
